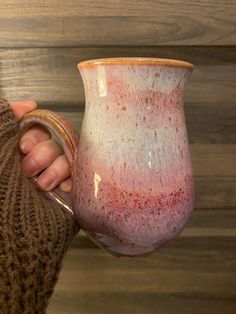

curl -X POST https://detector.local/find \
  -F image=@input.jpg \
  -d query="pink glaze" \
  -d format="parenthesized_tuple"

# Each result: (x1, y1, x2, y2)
(73, 58, 194, 256)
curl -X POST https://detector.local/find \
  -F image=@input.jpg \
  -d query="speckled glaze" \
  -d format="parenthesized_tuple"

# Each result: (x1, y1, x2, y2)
(74, 58, 194, 256)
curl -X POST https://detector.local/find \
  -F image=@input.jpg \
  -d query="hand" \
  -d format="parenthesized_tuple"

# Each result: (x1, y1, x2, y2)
(10, 100, 72, 192)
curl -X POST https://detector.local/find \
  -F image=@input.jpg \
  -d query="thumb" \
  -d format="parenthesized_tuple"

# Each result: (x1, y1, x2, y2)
(9, 100, 37, 121)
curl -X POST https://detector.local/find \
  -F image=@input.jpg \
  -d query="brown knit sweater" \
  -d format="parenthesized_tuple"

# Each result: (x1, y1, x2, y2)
(0, 100, 78, 313)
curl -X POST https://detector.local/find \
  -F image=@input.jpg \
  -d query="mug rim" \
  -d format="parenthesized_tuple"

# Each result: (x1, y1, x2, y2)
(78, 57, 194, 70)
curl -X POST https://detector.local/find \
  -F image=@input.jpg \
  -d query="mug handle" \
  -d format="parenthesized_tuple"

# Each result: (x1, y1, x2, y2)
(19, 109, 80, 215)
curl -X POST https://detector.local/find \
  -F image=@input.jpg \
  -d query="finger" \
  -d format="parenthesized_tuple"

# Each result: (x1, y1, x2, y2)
(9, 100, 37, 121)
(21, 139, 63, 177)
(37, 155, 71, 191)
(20, 125, 51, 154)
(59, 178, 72, 192)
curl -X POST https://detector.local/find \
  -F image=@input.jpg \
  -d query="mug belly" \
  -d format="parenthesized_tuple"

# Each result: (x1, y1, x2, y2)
(72, 157, 194, 257)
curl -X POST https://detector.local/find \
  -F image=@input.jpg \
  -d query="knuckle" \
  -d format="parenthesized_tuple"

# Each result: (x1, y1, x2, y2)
(37, 141, 61, 160)
(59, 155, 70, 170)
(46, 168, 58, 180)
(22, 126, 50, 143)
(53, 156, 70, 177)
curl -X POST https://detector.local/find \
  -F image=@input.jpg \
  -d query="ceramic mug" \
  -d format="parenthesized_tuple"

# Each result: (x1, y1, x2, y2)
(20, 57, 195, 257)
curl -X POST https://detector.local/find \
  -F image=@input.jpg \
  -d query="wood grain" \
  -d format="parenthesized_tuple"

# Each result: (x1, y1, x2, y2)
(190, 145, 236, 177)
(0, 48, 235, 209)
(75, 210, 236, 249)
(0, 47, 235, 144)
(194, 177, 236, 209)
(50, 245, 236, 294)
(0, 1, 235, 312)
(185, 104, 236, 144)
(0, 47, 235, 105)
(59, 107, 236, 144)
(48, 293, 236, 314)
(48, 292, 236, 314)
(0, 0, 235, 47)
(40, 106, 236, 208)
(47, 210, 236, 314)
(31, 108, 236, 209)
(42, 105, 236, 208)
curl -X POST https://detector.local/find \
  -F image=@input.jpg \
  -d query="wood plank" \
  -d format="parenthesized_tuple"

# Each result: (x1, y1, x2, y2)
(46, 109, 236, 178)
(18, 106, 236, 208)
(75, 207, 236, 248)
(70, 209, 234, 257)
(36, 104, 236, 208)
(195, 177, 236, 209)
(190, 145, 236, 177)
(51, 241, 236, 295)
(1, 47, 235, 144)
(22, 101, 236, 208)
(185, 103, 236, 144)
(0, 0, 235, 47)
(60, 124, 236, 207)
(0, 47, 235, 105)
(75, 210, 236, 249)
(58, 109, 236, 145)
(48, 210, 236, 314)
(47, 111, 236, 208)
(43, 109, 236, 178)
(185, 209, 236, 229)
(48, 292, 236, 314)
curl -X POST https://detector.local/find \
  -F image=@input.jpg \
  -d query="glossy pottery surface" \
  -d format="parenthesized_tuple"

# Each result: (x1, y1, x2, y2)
(72, 58, 194, 256)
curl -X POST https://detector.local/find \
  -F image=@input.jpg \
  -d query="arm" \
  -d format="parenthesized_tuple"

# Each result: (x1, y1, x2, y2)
(0, 99, 78, 313)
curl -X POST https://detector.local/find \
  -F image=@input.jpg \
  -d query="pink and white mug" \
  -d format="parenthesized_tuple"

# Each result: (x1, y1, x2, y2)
(20, 57, 194, 257)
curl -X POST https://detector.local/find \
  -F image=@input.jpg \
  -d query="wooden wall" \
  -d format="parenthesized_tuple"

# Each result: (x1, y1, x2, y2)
(0, 1, 235, 313)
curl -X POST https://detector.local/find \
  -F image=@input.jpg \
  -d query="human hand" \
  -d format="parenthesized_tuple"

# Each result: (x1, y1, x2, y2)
(10, 100, 72, 192)
(0, 98, 77, 313)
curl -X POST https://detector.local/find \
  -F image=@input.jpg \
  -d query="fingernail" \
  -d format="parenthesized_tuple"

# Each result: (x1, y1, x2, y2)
(37, 173, 56, 191)
(60, 180, 72, 192)
(20, 137, 36, 154)
(21, 156, 39, 177)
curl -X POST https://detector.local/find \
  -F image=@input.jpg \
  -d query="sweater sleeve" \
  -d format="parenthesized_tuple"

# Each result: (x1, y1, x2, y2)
(0, 99, 79, 314)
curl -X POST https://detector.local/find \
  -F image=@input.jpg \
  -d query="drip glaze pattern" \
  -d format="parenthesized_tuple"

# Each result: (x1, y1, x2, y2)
(73, 60, 194, 256)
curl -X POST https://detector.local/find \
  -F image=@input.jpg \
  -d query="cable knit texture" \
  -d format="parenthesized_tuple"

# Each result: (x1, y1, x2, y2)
(0, 99, 78, 313)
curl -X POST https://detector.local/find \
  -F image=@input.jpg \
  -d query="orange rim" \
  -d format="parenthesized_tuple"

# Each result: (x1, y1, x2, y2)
(78, 57, 194, 70)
